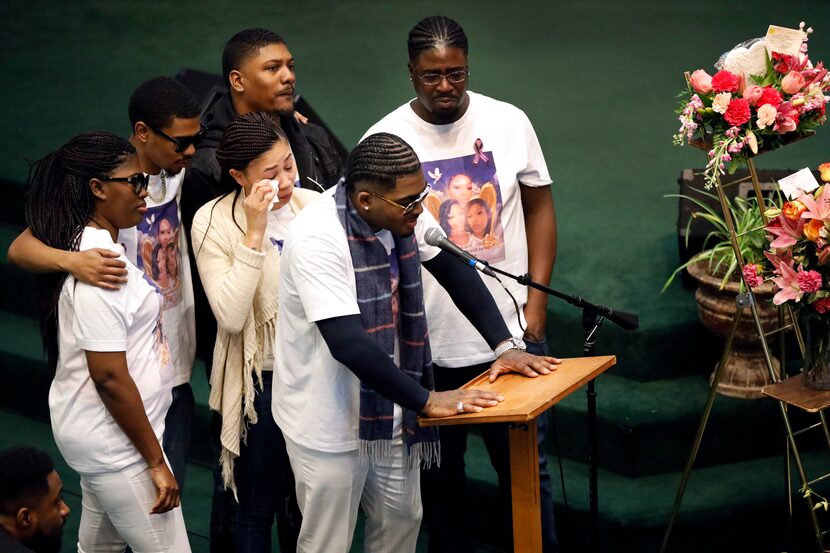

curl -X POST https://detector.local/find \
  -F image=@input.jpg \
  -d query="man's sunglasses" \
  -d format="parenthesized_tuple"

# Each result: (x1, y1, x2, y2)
(97, 173, 151, 195)
(368, 184, 432, 215)
(152, 123, 207, 153)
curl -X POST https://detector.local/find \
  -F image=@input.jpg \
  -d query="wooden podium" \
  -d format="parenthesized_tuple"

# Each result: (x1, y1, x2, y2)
(420, 355, 616, 552)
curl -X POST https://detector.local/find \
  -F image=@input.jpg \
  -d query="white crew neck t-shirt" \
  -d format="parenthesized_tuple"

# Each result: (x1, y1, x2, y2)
(272, 190, 439, 452)
(50, 227, 175, 474)
(364, 91, 553, 367)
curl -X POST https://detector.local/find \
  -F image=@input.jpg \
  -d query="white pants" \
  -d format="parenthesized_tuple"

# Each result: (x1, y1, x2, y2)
(77, 462, 191, 553)
(284, 435, 422, 553)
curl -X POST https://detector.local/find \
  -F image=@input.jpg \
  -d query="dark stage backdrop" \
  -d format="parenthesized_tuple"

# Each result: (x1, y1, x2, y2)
(2, 2, 830, 551)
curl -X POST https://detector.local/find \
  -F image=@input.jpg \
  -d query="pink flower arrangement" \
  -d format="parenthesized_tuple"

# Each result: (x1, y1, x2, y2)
(756, 164, 830, 312)
(674, 24, 830, 189)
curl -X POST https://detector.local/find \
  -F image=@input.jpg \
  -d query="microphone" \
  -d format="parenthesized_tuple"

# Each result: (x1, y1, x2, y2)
(424, 227, 497, 277)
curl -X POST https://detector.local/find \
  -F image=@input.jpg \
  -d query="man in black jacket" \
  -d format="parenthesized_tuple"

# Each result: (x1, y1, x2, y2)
(180, 28, 342, 553)
(182, 27, 342, 369)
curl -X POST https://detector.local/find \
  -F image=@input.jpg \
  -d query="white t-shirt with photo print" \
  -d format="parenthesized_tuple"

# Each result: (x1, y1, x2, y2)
(364, 91, 553, 367)
(50, 227, 174, 474)
(117, 170, 195, 387)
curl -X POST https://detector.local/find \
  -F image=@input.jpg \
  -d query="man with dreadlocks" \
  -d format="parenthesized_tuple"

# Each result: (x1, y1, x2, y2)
(272, 132, 559, 553)
(363, 15, 559, 553)
(8, 76, 203, 494)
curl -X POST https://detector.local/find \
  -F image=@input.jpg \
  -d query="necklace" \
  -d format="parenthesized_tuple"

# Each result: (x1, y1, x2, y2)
(148, 170, 167, 204)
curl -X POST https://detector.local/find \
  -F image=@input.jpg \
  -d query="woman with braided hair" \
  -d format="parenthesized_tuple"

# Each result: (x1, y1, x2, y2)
(190, 111, 318, 553)
(26, 130, 190, 552)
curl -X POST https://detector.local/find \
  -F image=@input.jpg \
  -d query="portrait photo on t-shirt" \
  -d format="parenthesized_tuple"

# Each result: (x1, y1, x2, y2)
(135, 200, 183, 309)
(421, 144, 506, 264)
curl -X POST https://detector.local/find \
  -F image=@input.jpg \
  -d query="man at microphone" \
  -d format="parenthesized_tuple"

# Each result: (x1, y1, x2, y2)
(272, 133, 559, 553)
(363, 15, 559, 552)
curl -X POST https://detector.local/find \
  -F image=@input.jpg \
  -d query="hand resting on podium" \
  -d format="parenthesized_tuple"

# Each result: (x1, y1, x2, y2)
(420, 350, 560, 417)
(486, 349, 561, 383)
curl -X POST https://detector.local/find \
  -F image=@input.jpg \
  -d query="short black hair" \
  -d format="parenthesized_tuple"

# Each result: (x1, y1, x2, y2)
(0, 447, 54, 515)
(407, 16, 469, 61)
(346, 133, 421, 193)
(222, 28, 286, 85)
(127, 76, 200, 129)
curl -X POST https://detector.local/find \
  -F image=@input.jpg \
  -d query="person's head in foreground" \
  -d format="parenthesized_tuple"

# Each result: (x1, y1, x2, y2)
(0, 447, 69, 553)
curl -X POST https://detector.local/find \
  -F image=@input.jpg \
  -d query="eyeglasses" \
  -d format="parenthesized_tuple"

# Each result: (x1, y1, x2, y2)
(97, 173, 150, 195)
(413, 68, 469, 86)
(151, 123, 207, 153)
(369, 184, 431, 215)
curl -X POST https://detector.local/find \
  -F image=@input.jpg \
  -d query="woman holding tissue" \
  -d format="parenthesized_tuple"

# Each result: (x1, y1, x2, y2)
(190, 112, 319, 553)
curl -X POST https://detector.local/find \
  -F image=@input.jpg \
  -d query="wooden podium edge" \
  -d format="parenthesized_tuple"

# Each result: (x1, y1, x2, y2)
(419, 355, 616, 427)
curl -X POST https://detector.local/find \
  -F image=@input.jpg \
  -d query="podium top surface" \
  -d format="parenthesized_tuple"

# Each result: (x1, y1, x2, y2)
(762, 373, 830, 413)
(419, 355, 616, 427)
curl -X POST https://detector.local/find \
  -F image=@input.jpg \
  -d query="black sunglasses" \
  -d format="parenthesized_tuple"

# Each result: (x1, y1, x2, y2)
(151, 123, 207, 153)
(368, 184, 432, 215)
(97, 173, 150, 195)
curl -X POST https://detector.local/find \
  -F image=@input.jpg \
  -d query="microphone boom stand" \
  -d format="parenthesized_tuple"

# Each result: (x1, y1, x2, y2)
(485, 263, 639, 553)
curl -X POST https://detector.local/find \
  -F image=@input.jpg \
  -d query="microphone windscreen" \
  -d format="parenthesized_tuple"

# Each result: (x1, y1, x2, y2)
(424, 227, 444, 247)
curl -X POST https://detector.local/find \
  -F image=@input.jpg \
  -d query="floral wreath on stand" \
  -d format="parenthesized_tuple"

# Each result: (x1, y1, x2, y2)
(674, 22, 830, 189)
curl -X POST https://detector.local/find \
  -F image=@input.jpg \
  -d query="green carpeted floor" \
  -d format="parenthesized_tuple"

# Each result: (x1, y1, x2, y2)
(3, 1, 830, 552)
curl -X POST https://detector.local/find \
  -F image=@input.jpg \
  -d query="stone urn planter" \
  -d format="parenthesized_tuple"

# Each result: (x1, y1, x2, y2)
(687, 259, 784, 398)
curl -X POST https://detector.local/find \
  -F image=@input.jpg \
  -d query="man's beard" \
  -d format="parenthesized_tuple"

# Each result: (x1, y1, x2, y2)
(274, 105, 295, 117)
(22, 530, 62, 553)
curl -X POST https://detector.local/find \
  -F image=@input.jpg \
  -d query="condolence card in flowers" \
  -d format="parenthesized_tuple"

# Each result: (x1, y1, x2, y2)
(766, 25, 806, 58)
(778, 168, 820, 199)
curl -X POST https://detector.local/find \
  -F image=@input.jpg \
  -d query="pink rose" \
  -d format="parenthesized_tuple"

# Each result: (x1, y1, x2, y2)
(724, 98, 751, 126)
(781, 70, 806, 95)
(742, 85, 763, 106)
(711, 70, 741, 93)
(689, 69, 713, 94)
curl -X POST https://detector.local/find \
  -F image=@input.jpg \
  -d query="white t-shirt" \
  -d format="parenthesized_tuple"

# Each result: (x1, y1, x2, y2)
(265, 203, 296, 256)
(364, 91, 553, 367)
(260, 204, 297, 370)
(117, 170, 195, 387)
(50, 227, 175, 474)
(272, 190, 438, 452)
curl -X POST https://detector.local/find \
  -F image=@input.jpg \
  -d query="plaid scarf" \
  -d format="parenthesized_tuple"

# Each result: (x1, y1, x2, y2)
(335, 182, 440, 469)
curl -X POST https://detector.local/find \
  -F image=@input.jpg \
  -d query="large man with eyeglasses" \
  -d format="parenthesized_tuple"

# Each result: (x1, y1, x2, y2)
(363, 15, 559, 553)
(8, 76, 204, 493)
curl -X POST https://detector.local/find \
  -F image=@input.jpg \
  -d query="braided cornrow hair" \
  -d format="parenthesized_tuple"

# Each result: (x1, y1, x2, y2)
(197, 112, 287, 252)
(407, 15, 468, 61)
(24, 130, 135, 368)
(345, 133, 421, 193)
